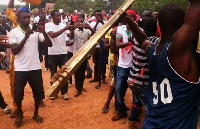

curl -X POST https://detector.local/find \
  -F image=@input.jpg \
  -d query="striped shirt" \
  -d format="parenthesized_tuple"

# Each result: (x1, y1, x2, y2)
(128, 36, 160, 86)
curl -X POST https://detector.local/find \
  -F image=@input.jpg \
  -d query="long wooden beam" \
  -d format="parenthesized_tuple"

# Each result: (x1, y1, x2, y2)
(45, 0, 135, 97)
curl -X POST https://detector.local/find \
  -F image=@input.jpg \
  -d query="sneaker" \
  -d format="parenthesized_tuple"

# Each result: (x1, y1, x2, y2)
(3, 106, 11, 114)
(68, 83, 72, 87)
(43, 68, 48, 72)
(111, 113, 127, 121)
(62, 93, 69, 100)
(50, 95, 58, 100)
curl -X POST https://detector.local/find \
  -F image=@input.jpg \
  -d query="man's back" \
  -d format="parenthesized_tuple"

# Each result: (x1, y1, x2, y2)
(143, 43, 200, 129)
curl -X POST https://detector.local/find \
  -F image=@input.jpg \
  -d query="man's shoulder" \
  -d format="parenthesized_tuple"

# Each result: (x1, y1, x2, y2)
(10, 27, 19, 34)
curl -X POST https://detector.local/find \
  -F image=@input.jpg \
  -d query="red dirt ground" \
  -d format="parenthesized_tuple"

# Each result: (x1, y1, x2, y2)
(0, 60, 144, 129)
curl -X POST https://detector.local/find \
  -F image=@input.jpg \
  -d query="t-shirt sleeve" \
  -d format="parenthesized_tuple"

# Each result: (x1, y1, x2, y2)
(39, 33, 45, 42)
(65, 30, 70, 35)
(65, 35, 69, 41)
(116, 27, 122, 38)
(9, 29, 17, 44)
(45, 23, 53, 33)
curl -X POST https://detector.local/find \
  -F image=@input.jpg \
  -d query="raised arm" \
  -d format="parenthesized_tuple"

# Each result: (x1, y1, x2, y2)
(11, 29, 33, 55)
(47, 26, 70, 38)
(168, 0, 200, 82)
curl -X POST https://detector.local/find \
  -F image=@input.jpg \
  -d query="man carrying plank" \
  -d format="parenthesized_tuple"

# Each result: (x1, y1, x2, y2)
(121, 0, 200, 128)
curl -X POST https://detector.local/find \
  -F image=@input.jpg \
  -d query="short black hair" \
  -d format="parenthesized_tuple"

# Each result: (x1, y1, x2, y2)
(144, 18, 157, 37)
(78, 14, 85, 19)
(16, 10, 29, 19)
(51, 10, 59, 17)
(95, 10, 102, 13)
(158, 4, 185, 35)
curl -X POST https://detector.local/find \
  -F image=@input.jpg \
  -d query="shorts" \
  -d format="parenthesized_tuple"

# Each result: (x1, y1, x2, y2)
(14, 70, 45, 103)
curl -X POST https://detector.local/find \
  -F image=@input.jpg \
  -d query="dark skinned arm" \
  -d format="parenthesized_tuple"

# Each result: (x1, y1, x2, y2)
(0, 52, 7, 62)
(47, 25, 71, 38)
(66, 41, 74, 46)
(43, 32, 52, 47)
(8, 0, 14, 8)
(11, 29, 33, 55)
(167, 0, 200, 82)
(116, 36, 129, 48)
(110, 30, 119, 54)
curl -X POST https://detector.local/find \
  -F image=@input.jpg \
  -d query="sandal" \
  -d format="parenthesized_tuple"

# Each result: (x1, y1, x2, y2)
(95, 85, 101, 89)
(32, 115, 43, 123)
(15, 112, 23, 127)
(3, 106, 11, 114)
(102, 106, 109, 113)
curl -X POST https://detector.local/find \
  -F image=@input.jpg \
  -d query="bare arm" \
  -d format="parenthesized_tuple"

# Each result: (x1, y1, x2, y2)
(8, 0, 14, 8)
(47, 26, 71, 38)
(168, 0, 200, 82)
(43, 32, 53, 47)
(11, 29, 32, 55)
(110, 30, 119, 54)
(116, 37, 129, 48)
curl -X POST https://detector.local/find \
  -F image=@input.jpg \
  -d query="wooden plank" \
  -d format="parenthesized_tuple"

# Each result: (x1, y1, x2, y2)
(45, 0, 135, 97)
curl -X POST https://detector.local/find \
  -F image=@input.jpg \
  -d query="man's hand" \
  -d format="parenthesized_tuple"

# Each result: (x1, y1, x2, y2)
(36, 24, 45, 33)
(25, 29, 33, 39)
(0, 35, 9, 43)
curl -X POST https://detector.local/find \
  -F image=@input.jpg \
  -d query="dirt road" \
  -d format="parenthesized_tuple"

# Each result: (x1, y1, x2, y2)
(0, 60, 143, 129)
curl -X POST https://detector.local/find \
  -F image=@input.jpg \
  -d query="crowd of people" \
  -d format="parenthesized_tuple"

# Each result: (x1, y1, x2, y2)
(0, 0, 200, 128)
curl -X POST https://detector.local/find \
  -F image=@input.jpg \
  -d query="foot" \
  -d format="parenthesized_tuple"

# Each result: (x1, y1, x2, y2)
(126, 120, 141, 129)
(14, 111, 23, 127)
(102, 79, 107, 84)
(111, 113, 127, 121)
(86, 72, 92, 78)
(50, 95, 58, 100)
(126, 105, 130, 111)
(89, 79, 98, 83)
(10, 110, 18, 118)
(32, 115, 43, 123)
(43, 68, 48, 72)
(82, 88, 87, 92)
(62, 93, 69, 100)
(74, 91, 82, 97)
(102, 106, 109, 113)
(39, 100, 45, 107)
(68, 83, 72, 87)
(3, 106, 11, 114)
(95, 84, 101, 89)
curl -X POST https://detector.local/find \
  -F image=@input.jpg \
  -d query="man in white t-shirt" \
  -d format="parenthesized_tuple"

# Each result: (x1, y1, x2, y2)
(112, 10, 136, 121)
(45, 10, 71, 100)
(9, 10, 52, 127)
(89, 10, 106, 83)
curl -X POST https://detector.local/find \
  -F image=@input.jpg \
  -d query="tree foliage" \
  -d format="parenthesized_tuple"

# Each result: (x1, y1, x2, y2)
(27, 0, 190, 14)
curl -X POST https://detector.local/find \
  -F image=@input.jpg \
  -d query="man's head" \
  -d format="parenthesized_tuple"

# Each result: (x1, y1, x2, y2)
(158, 4, 185, 36)
(142, 10, 153, 21)
(39, 11, 46, 21)
(126, 9, 137, 21)
(95, 10, 103, 20)
(0, 17, 6, 26)
(144, 18, 157, 37)
(51, 10, 61, 24)
(77, 14, 85, 30)
(16, 10, 30, 27)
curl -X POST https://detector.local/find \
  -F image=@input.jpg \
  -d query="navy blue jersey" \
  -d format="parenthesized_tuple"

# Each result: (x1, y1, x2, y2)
(143, 43, 200, 129)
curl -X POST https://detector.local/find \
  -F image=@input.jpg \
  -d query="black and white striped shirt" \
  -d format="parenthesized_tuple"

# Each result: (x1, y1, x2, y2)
(128, 36, 160, 86)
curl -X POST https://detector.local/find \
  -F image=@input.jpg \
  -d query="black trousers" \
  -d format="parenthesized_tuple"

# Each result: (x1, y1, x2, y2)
(75, 60, 87, 91)
(93, 48, 100, 80)
(0, 91, 7, 109)
(68, 51, 73, 84)
(48, 54, 68, 95)
(43, 44, 48, 68)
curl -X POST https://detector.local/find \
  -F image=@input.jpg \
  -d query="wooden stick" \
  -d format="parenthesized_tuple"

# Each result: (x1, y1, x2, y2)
(45, 0, 135, 97)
